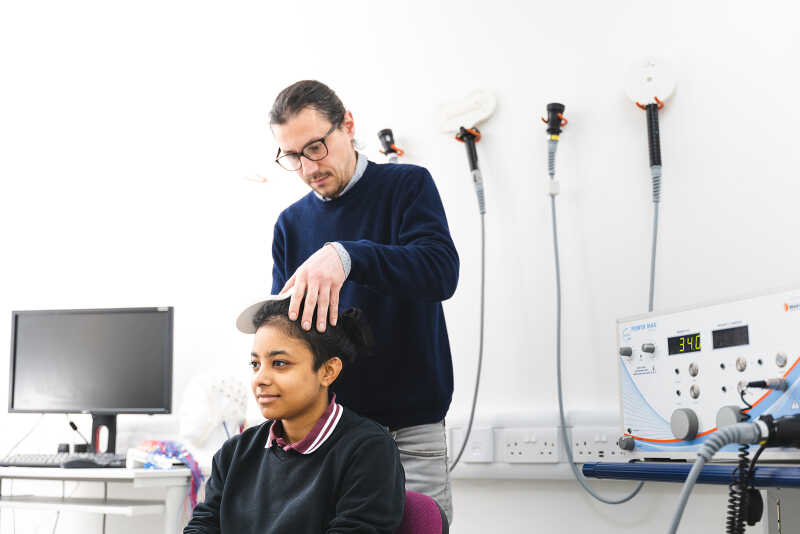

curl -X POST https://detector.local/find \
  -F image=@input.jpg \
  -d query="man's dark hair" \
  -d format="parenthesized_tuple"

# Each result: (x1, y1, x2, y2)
(252, 297, 373, 371)
(269, 80, 346, 127)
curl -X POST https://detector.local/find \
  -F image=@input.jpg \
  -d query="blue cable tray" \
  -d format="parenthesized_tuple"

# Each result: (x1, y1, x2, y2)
(582, 462, 800, 488)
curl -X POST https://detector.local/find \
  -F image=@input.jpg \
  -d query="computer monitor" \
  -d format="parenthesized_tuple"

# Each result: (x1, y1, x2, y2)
(8, 307, 173, 453)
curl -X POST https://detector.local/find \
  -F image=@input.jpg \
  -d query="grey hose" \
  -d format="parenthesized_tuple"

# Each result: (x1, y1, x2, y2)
(449, 212, 485, 471)
(668, 422, 765, 534)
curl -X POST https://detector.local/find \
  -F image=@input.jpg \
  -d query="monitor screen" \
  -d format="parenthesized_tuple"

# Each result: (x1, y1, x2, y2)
(9, 307, 173, 414)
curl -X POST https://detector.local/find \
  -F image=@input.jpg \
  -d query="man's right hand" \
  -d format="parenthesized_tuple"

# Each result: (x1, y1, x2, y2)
(280, 244, 346, 332)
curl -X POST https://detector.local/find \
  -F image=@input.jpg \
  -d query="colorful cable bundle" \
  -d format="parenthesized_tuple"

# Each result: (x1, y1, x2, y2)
(138, 440, 205, 508)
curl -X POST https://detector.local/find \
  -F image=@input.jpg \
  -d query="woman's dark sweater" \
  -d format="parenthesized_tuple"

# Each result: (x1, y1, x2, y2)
(184, 406, 405, 533)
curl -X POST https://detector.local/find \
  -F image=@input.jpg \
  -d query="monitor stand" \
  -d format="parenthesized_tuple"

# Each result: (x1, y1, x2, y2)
(91, 414, 117, 454)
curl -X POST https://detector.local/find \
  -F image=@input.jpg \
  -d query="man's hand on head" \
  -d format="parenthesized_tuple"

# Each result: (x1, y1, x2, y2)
(280, 244, 346, 332)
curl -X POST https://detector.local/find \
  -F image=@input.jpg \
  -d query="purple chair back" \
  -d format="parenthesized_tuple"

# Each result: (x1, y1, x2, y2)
(396, 490, 447, 534)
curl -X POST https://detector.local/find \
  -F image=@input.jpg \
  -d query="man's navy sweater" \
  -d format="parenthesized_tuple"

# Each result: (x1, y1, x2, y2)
(272, 161, 459, 430)
(184, 407, 405, 533)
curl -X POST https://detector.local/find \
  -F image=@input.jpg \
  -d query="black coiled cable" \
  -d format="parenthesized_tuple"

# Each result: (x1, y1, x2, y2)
(726, 388, 755, 533)
(726, 444, 749, 533)
(645, 103, 662, 169)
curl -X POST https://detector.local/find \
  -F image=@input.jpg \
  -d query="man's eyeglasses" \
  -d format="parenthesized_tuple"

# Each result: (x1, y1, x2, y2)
(275, 122, 340, 171)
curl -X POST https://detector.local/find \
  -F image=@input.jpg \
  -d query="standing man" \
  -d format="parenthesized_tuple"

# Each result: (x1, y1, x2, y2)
(268, 80, 459, 522)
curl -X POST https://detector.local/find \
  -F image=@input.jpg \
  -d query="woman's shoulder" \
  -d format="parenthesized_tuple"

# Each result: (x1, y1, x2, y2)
(217, 420, 271, 458)
(336, 407, 394, 446)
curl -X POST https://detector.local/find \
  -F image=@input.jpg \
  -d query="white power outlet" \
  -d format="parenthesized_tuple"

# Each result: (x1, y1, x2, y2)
(495, 427, 561, 464)
(450, 427, 494, 463)
(569, 426, 625, 463)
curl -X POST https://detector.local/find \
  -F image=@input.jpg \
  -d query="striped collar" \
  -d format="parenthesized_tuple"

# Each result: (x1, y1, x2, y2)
(265, 395, 343, 454)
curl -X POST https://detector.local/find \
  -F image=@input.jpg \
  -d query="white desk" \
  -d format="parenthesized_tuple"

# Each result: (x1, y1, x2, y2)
(0, 466, 192, 534)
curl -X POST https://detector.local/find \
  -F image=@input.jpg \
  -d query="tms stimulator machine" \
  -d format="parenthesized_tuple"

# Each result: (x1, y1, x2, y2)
(616, 287, 800, 461)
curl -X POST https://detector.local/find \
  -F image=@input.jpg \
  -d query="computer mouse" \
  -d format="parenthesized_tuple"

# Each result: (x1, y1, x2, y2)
(62, 458, 101, 468)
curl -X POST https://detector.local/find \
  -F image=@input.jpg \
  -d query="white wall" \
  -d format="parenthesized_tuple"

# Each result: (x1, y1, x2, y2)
(1, 0, 799, 532)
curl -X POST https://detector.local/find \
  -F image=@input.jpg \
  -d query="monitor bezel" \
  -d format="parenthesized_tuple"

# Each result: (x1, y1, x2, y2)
(8, 306, 174, 415)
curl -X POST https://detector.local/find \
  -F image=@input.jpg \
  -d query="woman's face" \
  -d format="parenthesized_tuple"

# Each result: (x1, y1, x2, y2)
(250, 323, 330, 421)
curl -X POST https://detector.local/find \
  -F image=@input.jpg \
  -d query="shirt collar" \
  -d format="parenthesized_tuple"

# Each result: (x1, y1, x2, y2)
(314, 152, 368, 201)
(266, 394, 343, 454)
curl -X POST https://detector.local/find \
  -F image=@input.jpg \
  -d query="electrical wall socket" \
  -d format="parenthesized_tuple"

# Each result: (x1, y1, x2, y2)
(450, 427, 494, 463)
(446, 411, 624, 479)
(494, 427, 561, 464)
(568, 426, 626, 463)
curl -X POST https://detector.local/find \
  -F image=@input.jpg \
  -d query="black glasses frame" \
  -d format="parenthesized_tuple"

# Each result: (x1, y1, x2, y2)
(274, 121, 341, 171)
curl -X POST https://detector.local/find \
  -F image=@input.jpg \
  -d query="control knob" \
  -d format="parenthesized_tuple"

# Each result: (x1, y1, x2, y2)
(671, 408, 699, 441)
(716, 405, 747, 429)
(617, 436, 635, 451)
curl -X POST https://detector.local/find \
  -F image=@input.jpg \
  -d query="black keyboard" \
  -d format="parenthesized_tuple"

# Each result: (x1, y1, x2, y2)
(1, 452, 126, 468)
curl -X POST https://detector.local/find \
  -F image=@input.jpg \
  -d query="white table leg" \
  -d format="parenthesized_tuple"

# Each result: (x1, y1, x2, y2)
(164, 484, 187, 534)
(103, 481, 108, 534)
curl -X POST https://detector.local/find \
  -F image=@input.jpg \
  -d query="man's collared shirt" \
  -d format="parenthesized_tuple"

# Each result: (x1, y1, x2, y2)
(313, 152, 367, 202)
(266, 394, 343, 455)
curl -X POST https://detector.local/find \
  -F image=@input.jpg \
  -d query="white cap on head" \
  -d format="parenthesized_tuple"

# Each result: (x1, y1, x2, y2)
(235, 288, 295, 334)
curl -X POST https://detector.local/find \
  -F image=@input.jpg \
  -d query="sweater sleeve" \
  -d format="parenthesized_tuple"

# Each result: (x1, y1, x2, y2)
(183, 447, 228, 534)
(326, 434, 406, 534)
(271, 218, 288, 294)
(338, 170, 459, 301)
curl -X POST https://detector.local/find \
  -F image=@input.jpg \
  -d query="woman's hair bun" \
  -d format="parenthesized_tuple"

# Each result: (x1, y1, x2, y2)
(339, 308, 375, 352)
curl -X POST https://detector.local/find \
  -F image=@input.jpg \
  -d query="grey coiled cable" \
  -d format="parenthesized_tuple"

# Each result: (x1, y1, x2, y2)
(548, 139, 558, 178)
(472, 169, 486, 215)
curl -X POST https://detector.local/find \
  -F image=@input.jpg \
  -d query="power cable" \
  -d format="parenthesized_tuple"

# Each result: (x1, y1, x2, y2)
(546, 103, 645, 504)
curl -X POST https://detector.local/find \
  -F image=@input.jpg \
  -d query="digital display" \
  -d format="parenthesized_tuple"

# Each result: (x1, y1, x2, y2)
(712, 325, 749, 350)
(668, 333, 702, 355)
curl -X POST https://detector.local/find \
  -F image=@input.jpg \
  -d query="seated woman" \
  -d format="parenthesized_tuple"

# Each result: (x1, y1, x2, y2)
(184, 293, 405, 533)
